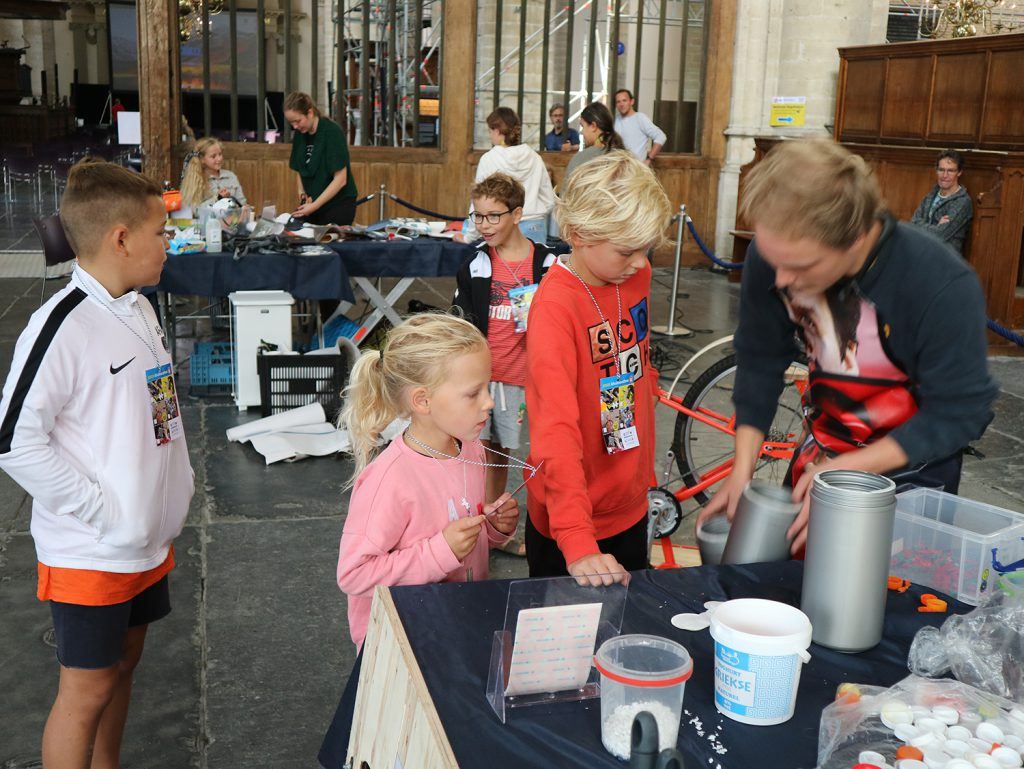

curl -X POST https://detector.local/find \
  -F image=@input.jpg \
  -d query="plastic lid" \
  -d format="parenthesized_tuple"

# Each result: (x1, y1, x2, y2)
(594, 634, 694, 688)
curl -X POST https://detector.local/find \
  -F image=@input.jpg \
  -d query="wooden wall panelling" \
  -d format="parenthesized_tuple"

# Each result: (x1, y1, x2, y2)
(980, 49, 1024, 148)
(837, 58, 886, 141)
(880, 56, 933, 142)
(928, 52, 987, 144)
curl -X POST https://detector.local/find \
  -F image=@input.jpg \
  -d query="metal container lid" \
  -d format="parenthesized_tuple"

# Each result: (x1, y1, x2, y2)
(811, 470, 896, 509)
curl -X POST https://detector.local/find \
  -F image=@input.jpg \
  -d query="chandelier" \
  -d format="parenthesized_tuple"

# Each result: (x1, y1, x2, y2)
(178, 0, 224, 42)
(921, 0, 1022, 37)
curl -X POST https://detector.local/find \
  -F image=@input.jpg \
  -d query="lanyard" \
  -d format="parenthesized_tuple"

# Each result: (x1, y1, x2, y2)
(492, 245, 531, 288)
(565, 258, 622, 376)
(81, 286, 162, 367)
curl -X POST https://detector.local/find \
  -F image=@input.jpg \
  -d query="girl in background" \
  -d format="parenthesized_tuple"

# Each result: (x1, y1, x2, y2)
(336, 314, 520, 649)
(179, 137, 246, 213)
(561, 102, 624, 190)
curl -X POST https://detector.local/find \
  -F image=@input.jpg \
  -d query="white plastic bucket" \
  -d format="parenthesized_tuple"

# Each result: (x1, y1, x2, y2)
(709, 598, 812, 726)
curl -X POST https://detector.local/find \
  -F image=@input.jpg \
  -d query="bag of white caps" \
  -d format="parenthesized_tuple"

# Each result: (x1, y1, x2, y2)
(816, 675, 1022, 769)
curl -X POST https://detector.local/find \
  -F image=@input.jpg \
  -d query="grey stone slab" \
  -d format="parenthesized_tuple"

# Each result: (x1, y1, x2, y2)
(0, 527, 202, 769)
(203, 404, 352, 521)
(0, 471, 30, 531)
(990, 358, 1024, 401)
(203, 518, 351, 769)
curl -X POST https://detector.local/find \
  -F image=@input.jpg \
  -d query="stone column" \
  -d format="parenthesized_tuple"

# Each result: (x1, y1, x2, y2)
(713, 0, 889, 259)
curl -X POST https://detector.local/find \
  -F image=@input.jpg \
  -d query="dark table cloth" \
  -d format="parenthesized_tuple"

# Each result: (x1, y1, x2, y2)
(319, 561, 961, 769)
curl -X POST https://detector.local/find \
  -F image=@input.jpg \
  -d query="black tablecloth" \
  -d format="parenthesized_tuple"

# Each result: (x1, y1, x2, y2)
(319, 561, 962, 769)
(155, 251, 357, 303)
(329, 238, 476, 278)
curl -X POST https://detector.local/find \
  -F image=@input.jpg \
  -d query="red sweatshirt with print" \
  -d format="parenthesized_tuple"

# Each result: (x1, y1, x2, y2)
(525, 259, 658, 566)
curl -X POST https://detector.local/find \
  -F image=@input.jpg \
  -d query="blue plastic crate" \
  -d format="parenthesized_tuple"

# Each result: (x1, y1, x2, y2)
(190, 342, 233, 394)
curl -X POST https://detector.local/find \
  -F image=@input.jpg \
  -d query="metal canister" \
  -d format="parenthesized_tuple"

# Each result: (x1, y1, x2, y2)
(721, 480, 801, 565)
(800, 470, 897, 652)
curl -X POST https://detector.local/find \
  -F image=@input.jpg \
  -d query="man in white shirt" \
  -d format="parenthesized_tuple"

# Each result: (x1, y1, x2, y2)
(614, 89, 666, 165)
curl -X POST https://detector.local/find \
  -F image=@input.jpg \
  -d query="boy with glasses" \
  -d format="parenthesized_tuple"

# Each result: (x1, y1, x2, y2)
(454, 174, 558, 537)
(909, 149, 973, 254)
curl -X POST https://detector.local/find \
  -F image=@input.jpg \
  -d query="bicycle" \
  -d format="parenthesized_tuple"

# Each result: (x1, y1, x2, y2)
(646, 335, 809, 566)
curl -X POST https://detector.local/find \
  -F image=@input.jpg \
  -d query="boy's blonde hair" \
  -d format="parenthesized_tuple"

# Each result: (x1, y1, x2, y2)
(59, 158, 163, 257)
(340, 313, 488, 483)
(180, 137, 221, 208)
(739, 138, 886, 250)
(556, 150, 671, 251)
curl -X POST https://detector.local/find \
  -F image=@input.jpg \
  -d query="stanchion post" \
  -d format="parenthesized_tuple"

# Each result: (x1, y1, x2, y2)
(652, 203, 693, 338)
(378, 183, 387, 222)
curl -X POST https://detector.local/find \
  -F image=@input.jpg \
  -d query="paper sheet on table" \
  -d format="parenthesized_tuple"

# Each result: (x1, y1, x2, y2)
(504, 602, 602, 696)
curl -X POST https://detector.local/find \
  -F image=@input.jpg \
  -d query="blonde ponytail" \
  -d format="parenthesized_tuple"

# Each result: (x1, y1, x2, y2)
(339, 313, 488, 486)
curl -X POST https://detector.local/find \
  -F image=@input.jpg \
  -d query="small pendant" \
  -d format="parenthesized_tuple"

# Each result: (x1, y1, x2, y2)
(460, 497, 471, 513)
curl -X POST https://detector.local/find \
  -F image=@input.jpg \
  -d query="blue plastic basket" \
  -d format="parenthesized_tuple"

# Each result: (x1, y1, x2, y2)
(190, 341, 233, 394)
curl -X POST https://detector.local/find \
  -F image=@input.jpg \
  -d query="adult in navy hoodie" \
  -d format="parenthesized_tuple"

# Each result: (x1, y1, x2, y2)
(696, 139, 996, 554)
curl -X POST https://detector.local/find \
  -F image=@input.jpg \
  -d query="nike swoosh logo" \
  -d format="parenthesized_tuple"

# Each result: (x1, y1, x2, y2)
(109, 357, 136, 375)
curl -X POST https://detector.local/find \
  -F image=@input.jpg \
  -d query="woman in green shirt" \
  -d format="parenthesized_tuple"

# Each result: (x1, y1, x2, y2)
(285, 91, 359, 225)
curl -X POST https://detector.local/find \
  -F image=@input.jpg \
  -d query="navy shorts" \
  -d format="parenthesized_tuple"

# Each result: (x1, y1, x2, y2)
(49, 575, 171, 669)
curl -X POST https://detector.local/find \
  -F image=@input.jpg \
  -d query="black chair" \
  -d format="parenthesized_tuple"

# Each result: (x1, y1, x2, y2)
(32, 214, 77, 305)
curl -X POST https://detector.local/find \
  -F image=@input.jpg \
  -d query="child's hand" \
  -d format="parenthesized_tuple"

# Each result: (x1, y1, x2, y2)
(443, 515, 485, 560)
(483, 493, 519, 535)
(567, 553, 630, 587)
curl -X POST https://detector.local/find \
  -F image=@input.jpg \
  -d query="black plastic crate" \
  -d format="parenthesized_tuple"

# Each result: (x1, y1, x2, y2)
(256, 353, 347, 420)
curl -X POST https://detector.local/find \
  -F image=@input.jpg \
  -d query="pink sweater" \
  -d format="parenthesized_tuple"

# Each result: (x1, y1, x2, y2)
(337, 435, 510, 648)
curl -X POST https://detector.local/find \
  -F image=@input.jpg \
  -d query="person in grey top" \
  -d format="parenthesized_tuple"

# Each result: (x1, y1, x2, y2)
(613, 89, 666, 164)
(560, 102, 624, 192)
(909, 149, 972, 253)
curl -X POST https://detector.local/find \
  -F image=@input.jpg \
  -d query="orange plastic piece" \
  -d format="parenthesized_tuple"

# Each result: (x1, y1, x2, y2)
(836, 682, 861, 704)
(918, 594, 948, 613)
(990, 743, 1002, 753)
(896, 745, 924, 761)
(162, 190, 182, 213)
(888, 576, 911, 593)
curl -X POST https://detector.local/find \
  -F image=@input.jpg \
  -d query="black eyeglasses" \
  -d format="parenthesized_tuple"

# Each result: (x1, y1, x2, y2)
(471, 210, 513, 225)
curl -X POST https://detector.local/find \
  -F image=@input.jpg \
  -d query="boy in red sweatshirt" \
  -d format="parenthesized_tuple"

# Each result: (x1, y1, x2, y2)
(524, 151, 671, 585)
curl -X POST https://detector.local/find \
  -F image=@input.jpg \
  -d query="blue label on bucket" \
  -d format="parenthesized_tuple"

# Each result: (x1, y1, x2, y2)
(714, 642, 798, 720)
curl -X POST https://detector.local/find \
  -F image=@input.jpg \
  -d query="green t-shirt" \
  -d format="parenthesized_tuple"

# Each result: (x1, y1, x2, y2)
(289, 117, 358, 201)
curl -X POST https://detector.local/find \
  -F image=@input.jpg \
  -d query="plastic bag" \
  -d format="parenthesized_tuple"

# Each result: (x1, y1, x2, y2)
(816, 675, 1018, 769)
(908, 573, 1024, 701)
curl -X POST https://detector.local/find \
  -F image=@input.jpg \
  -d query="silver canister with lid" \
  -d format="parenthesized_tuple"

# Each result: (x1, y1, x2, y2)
(720, 480, 802, 565)
(800, 470, 897, 652)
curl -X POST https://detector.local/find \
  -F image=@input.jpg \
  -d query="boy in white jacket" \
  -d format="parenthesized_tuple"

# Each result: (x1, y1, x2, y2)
(0, 158, 194, 768)
(464, 107, 555, 243)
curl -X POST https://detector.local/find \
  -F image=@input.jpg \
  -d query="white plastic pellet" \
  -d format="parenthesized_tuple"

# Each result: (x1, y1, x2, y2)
(933, 707, 961, 726)
(883, 702, 916, 729)
(601, 701, 679, 761)
(971, 738, 994, 753)
(912, 732, 940, 749)
(978, 723, 1006, 744)
(948, 727, 973, 742)
(923, 747, 950, 769)
(1004, 736, 1024, 752)
(898, 760, 929, 769)
(945, 761, 975, 769)
(897, 724, 924, 742)
(961, 712, 983, 731)
(860, 751, 888, 767)
(972, 755, 1002, 769)
(991, 746, 1023, 768)
(944, 739, 970, 757)
(918, 717, 949, 735)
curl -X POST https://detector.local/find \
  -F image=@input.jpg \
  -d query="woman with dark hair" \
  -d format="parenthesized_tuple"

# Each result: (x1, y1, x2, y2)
(284, 91, 358, 226)
(467, 106, 554, 243)
(561, 102, 625, 190)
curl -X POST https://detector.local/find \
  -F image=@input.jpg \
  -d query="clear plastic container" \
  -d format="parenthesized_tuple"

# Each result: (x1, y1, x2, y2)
(594, 634, 693, 760)
(890, 488, 1024, 605)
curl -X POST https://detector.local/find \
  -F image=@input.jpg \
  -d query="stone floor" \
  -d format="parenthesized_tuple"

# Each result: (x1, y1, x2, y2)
(1, 265, 1023, 768)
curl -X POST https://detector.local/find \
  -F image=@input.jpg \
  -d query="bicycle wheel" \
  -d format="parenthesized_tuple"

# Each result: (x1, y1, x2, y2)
(672, 354, 807, 505)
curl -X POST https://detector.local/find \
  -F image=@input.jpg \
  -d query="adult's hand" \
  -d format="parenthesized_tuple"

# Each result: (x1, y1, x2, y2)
(938, 215, 950, 225)
(561, 141, 573, 152)
(293, 201, 318, 218)
(694, 472, 748, 530)
(567, 553, 630, 587)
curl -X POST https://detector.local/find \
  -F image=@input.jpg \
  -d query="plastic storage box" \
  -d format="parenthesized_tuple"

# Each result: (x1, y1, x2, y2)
(257, 353, 347, 419)
(189, 342, 233, 395)
(890, 488, 1024, 605)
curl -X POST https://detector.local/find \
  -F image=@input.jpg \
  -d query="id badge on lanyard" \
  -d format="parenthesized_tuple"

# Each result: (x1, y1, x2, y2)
(508, 283, 539, 334)
(599, 373, 639, 454)
(146, 363, 184, 446)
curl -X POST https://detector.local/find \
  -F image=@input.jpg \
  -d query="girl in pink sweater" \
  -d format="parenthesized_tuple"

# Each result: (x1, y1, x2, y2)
(337, 314, 520, 649)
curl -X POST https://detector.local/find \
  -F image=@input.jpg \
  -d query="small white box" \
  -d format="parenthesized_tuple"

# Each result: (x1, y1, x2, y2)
(890, 488, 1024, 605)
(229, 291, 294, 410)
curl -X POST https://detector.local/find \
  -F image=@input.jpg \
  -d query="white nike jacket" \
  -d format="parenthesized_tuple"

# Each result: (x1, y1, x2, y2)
(0, 266, 194, 572)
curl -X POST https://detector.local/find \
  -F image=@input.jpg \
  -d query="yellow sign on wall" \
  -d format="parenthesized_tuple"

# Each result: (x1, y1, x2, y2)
(770, 96, 806, 127)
